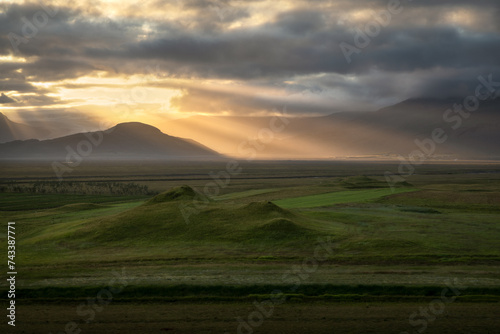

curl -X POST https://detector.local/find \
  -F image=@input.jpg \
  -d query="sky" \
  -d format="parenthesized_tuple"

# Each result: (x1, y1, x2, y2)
(0, 0, 499, 135)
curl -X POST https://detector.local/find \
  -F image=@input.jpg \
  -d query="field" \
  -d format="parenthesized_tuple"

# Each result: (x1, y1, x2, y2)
(1, 160, 499, 333)
(13, 302, 500, 334)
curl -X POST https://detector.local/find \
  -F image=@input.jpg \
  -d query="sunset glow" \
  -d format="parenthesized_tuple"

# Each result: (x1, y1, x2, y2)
(1, 0, 499, 157)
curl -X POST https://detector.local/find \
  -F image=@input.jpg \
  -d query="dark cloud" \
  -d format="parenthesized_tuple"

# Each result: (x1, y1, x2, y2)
(274, 9, 327, 35)
(179, 0, 251, 31)
(0, 0, 499, 114)
(0, 60, 24, 79)
(23, 57, 97, 81)
(64, 8, 500, 82)
(0, 79, 39, 93)
(0, 93, 16, 103)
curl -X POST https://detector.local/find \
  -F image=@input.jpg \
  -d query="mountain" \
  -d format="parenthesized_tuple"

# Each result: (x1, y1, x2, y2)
(3, 98, 497, 160)
(302, 98, 500, 159)
(0, 122, 220, 160)
(161, 98, 500, 159)
(0, 112, 50, 143)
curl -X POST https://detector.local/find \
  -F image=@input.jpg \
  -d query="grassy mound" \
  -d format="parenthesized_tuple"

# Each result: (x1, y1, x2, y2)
(55, 195, 317, 249)
(145, 185, 208, 205)
(251, 218, 312, 238)
(258, 218, 301, 231)
(341, 176, 389, 189)
(239, 201, 293, 217)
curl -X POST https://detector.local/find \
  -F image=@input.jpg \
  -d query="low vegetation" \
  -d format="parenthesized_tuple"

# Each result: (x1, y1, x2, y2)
(1, 161, 499, 332)
(0, 180, 155, 195)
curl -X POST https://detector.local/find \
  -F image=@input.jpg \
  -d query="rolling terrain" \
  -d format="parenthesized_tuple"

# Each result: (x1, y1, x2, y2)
(1, 161, 499, 333)
(2, 163, 500, 269)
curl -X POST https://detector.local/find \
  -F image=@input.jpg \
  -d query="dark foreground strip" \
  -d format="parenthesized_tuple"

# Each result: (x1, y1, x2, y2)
(3, 284, 500, 302)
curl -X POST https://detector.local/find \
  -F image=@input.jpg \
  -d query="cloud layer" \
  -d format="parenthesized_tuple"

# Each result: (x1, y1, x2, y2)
(0, 0, 499, 126)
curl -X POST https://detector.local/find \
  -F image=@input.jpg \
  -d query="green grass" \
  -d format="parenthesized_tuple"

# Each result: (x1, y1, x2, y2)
(2, 182, 499, 269)
(274, 188, 416, 208)
(216, 188, 280, 200)
(1, 162, 499, 306)
(0, 192, 148, 211)
(376, 189, 500, 212)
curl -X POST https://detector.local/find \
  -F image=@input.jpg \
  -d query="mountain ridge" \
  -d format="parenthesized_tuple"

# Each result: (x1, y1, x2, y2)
(0, 112, 50, 143)
(162, 98, 500, 159)
(1, 97, 498, 160)
(0, 121, 220, 160)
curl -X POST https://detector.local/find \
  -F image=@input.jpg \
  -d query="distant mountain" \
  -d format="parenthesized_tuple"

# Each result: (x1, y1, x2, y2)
(0, 122, 220, 160)
(0, 112, 50, 143)
(3, 98, 497, 160)
(302, 98, 500, 159)
(162, 98, 500, 159)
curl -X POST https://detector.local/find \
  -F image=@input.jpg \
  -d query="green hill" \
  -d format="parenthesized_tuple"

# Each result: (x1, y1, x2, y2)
(145, 185, 208, 204)
(35, 187, 327, 252)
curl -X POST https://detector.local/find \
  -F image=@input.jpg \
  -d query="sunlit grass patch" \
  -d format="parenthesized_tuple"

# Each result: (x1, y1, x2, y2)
(274, 188, 416, 208)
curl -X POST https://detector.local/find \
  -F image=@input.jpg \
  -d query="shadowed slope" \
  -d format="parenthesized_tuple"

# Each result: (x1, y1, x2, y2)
(0, 122, 220, 160)
(145, 185, 209, 204)
(0, 112, 49, 143)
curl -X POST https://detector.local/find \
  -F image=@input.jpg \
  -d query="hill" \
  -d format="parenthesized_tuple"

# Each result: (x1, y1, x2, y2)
(25, 186, 321, 252)
(0, 112, 49, 143)
(0, 122, 220, 160)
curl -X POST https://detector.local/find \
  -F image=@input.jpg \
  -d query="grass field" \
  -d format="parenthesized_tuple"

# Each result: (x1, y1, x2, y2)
(1, 161, 499, 333)
(0, 192, 148, 211)
(274, 188, 416, 208)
